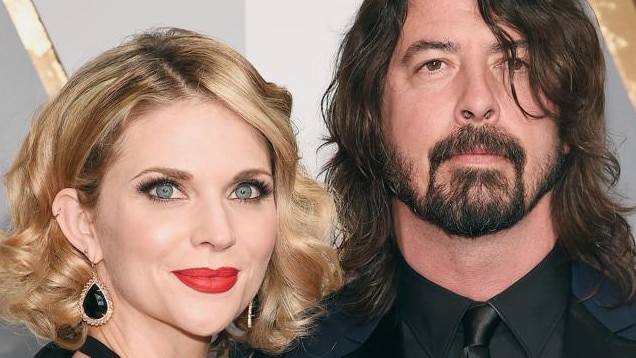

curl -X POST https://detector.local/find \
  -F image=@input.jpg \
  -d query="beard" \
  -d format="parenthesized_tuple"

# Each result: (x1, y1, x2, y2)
(385, 125, 567, 238)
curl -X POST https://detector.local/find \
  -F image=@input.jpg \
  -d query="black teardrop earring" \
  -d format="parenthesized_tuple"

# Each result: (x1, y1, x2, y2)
(79, 261, 113, 326)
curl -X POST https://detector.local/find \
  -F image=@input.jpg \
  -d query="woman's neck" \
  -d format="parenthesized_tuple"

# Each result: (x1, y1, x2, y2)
(85, 310, 211, 358)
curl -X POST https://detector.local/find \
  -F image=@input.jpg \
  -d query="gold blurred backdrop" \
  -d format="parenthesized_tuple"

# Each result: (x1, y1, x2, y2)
(589, 0, 636, 111)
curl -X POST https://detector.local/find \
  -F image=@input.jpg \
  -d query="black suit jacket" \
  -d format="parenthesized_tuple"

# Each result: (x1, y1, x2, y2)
(258, 262, 636, 358)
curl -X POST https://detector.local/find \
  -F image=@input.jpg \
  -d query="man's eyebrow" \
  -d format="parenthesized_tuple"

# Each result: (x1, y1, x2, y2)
(401, 40, 459, 64)
(490, 40, 528, 54)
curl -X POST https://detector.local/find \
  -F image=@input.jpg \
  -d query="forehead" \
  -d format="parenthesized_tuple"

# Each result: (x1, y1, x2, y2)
(112, 99, 271, 172)
(407, 0, 481, 24)
(399, 0, 522, 47)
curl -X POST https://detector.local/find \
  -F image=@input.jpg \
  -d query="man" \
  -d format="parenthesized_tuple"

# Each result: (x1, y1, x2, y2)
(268, 0, 636, 357)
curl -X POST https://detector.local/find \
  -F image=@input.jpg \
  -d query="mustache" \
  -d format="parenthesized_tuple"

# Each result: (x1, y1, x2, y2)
(429, 125, 525, 171)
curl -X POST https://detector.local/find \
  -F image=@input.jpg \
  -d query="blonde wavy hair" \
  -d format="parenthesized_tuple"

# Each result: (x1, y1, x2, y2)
(0, 28, 343, 355)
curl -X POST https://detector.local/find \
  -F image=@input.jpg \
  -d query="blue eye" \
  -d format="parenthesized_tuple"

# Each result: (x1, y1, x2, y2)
(137, 178, 184, 202)
(234, 183, 257, 200)
(154, 182, 175, 199)
(230, 180, 273, 202)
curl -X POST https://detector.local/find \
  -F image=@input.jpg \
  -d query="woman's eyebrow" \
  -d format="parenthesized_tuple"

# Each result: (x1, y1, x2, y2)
(132, 167, 193, 181)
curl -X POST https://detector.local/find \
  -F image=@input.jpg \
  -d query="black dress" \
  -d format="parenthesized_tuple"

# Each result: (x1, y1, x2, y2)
(34, 336, 120, 358)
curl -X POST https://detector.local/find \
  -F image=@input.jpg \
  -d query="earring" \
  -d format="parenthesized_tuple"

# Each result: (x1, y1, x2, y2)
(79, 265, 113, 326)
(247, 301, 253, 329)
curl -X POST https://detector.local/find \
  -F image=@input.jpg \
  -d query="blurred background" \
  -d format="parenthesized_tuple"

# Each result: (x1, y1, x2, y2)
(1, 1, 634, 356)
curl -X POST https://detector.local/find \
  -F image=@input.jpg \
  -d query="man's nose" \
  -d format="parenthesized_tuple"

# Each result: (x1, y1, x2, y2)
(454, 68, 500, 125)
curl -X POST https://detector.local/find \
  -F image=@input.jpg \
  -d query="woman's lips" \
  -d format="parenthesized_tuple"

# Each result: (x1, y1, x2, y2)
(172, 267, 239, 294)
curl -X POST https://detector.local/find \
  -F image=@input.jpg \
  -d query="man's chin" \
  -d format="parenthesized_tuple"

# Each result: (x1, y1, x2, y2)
(434, 217, 518, 238)
(421, 195, 526, 238)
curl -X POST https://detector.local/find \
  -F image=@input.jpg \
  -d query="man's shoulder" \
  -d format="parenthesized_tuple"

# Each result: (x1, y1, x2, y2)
(571, 261, 636, 340)
(566, 297, 636, 357)
(255, 298, 382, 358)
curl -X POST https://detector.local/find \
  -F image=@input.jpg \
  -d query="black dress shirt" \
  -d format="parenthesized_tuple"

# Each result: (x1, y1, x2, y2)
(396, 245, 570, 357)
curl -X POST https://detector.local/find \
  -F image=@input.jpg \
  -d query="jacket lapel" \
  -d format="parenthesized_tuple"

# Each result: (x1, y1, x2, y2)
(344, 306, 404, 358)
(565, 299, 636, 357)
(571, 261, 636, 339)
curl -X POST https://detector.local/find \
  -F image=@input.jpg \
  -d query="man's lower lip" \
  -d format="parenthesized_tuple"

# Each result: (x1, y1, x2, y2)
(173, 273, 238, 294)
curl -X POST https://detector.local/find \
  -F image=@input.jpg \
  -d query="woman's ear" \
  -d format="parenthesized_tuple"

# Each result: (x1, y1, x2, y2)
(52, 188, 103, 263)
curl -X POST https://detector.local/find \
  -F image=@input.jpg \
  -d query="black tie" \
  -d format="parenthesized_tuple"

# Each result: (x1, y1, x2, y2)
(462, 303, 501, 358)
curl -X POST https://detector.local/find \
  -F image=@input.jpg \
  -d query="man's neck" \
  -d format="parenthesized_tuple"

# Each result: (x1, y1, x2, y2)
(393, 193, 557, 302)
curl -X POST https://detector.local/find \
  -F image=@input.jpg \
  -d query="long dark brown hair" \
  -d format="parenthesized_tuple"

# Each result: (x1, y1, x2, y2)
(322, 0, 636, 318)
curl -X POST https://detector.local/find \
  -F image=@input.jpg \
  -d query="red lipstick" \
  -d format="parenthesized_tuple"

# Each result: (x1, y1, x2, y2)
(172, 267, 239, 294)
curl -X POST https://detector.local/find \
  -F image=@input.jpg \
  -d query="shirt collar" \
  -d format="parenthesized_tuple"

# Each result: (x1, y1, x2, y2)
(396, 257, 471, 357)
(490, 245, 571, 356)
(396, 244, 571, 357)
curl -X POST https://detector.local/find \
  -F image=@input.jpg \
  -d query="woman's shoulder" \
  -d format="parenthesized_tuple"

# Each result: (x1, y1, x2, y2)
(33, 342, 74, 358)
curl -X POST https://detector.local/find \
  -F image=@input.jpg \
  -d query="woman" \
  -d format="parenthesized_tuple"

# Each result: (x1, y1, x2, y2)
(0, 28, 343, 357)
